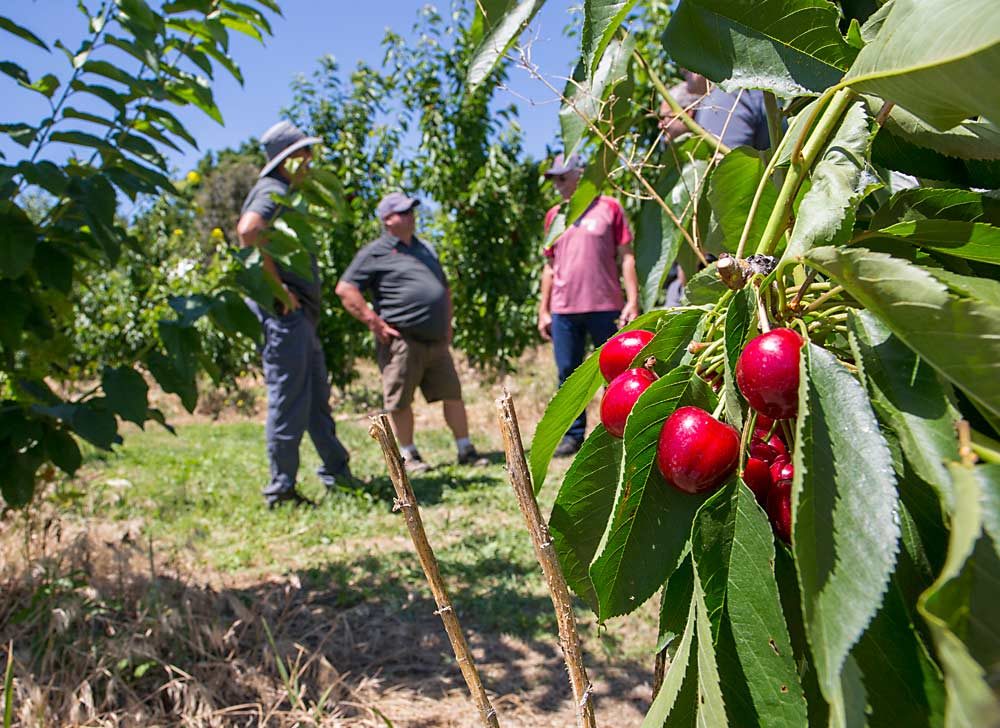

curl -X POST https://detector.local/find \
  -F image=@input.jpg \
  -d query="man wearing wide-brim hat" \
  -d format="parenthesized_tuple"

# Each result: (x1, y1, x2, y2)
(237, 120, 360, 509)
(335, 192, 488, 473)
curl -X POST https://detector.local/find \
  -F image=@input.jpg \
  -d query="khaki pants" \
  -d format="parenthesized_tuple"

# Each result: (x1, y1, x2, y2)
(376, 335, 462, 411)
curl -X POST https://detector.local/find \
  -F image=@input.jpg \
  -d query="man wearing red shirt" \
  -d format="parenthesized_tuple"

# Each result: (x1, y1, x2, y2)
(537, 154, 640, 456)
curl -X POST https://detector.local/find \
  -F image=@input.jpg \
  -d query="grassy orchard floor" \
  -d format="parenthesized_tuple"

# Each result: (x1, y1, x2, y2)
(1, 352, 658, 727)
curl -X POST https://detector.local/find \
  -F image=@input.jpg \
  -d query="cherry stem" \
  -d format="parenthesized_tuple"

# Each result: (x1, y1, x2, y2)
(787, 270, 818, 312)
(739, 410, 758, 474)
(780, 418, 796, 449)
(802, 285, 845, 314)
(756, 282, 772, 333)
(711, 397, 726, 420)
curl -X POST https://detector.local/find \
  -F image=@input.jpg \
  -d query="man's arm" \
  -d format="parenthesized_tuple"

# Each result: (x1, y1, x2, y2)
(236, 210, 300, 312)
(618, 243, 640, 325)
(537, 261, 554, 341)
(334, 280, 400, 344)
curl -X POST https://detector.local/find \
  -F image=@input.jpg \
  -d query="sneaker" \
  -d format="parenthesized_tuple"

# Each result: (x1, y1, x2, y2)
(457, 445, 489, 467)
(554, 436, 582, 458)
(267, 490, 317, 510)
(403, 452, 432, 474)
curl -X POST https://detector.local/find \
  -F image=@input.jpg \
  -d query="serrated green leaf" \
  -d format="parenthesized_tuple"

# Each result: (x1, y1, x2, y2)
(635, 307, 706, 377)
(918, 463, 1000, 728)
(793, 343, 900, 726)
(692, 565, 728, 727)
(879, 105, 1000, 161)
(662, 0, 858, 98)
(871, 219, 1000, 265)
(529, 309, 674, 494)
(681, 262, 728, 306)
(722, 287, 754, 431)
(844, 0, 1000, 130)
(781, 101, 878, 265)
(870, 187, 1000, 230)
(692, 483, 807, 727)
(657, 554, 695, 653)
(643, 582, 697, 728)
(560, 34, 634, 158)
(589, 365, 713, 619)
(849, 311, 960, 513)
(101, 366, 149, 426)
(466, 0, 545, 89)
(549, 425, 623, 612)
(582, 0, 639, 76)
(804, 246, 1000, 421)
(0, 15, 49, 50)
(0, 201, 37, 279)
(707, 148, 779, 254)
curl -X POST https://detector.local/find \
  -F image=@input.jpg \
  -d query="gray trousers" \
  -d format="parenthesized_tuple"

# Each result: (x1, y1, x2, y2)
(251, 303, 350, 502)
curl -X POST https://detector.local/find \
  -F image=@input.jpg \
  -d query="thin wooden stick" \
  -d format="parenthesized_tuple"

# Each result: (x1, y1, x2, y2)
(495, 391, 598, 728)
(368, 414, 501, 728)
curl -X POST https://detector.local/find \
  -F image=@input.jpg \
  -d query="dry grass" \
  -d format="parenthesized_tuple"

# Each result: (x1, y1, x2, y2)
(1, 346, 654, 727)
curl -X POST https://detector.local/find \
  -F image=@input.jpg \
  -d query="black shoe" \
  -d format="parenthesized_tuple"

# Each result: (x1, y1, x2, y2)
(554, 436, 582, 458)
(326, 468, 366, 491)
(457, 445, 489, 467)
(267, 490, 316, 510)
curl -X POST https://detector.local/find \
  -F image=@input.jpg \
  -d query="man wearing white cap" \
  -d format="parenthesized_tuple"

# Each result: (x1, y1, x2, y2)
(538, 153, 639, 457)
(237, 120, 359, 508)
(336, 192, 488, 473)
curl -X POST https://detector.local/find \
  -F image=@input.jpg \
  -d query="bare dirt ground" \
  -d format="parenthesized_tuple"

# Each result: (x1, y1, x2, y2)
(1, 347, 656, 727)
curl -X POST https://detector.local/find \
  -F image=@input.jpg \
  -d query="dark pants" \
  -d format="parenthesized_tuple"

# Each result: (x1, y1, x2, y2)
(551, 310, 620, 442)
(250, 303, 350, 503)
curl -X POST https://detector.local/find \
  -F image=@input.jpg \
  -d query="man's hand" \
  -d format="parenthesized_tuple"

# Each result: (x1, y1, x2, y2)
(537, 310, 552, 341)
(619, 301, 639, 327)
(370, 317, 401, 344)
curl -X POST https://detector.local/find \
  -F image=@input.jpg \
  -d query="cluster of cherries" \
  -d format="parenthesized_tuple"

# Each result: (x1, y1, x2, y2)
(598, 327, 805, 542)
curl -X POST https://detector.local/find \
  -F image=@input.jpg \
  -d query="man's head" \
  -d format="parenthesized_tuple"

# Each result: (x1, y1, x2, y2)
(259, 120, 322, 182)
(544, 153, 585, 201)
(377, 191, 420, 241)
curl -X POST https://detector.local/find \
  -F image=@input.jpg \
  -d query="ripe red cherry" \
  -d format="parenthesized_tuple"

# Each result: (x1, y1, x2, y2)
(770, 457, 794, 485)
(753, 414, 775, 437)
(600, 368, 657, 438)
(742, 457, 772, 505)
(768, 479, 792, 542)
(736, 329, 805, 419)
(599, 329, 655, 383)
(657, 406, 740, 494)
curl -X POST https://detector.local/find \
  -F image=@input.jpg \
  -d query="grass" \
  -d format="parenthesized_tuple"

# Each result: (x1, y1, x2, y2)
(2, 363, 659, 725)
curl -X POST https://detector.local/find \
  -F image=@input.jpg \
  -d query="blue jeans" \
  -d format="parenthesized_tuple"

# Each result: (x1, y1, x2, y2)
(250, 302, 350, 503)
(551, 310, 620, 442)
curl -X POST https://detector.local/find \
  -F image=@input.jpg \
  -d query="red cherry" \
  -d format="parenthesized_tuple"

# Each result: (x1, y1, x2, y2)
(736, 329, 804, 419)
(599, 330, 655, 383)
(600, 368, 657, 438)
(768, 479, 792, 542)
(742, 457, 772, 505)
(753, 414, 775, 436)
(770, 457, 794, 485)
(657, 406, 740, 494)
(749, 440, 779, 464)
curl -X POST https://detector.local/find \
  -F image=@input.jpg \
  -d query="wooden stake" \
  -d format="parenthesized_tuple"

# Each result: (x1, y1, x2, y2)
(495, 391, 598, 728)
(368, 415, 501, 728)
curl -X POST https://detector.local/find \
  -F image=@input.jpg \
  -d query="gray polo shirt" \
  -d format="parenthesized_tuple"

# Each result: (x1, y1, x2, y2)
(340, 232, 449, 343)
(240, 173, 323, 323)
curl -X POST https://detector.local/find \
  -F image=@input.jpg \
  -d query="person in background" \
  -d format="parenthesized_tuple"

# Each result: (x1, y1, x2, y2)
(336, 192, 489, 473)
(537, 154, 639, 457)
(237, 121, 360, 509)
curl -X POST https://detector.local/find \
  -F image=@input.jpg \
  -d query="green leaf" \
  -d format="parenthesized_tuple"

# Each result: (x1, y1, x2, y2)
(82, 59, 147, 93)
(208, 290, 260, 340)
(870, 187, 1000, 230)
(0, 15, 49, 50)
(38, 401, 120, 450)
(722, 287, 754, 431)
(166, 75, 223, 124)
(681, 262, 728, 305)
(793, 343, 900, 726)
(0, 201, 37, 279)
(219, 13, 261, 42)
(878, 105, 1000, 163)
(781, 101, 878, 265)
(101, 366, 149, 426)
(49, 130, 115, 154)
(844, 0, 1000, 130)
(528, 309, 674, 494)
(0, 122, 37, 148)
(662, 0, 858, 97)
(804, 246, 1000, 422)
(43, 426, 82, 476)
(853, 578, 946, 728)
(69, 80, 127, 112)
(872, 219, 1000, 265)
(466, 0, 545, 89)
(25, 73, 60, 99)
(0, 444, 40, 507)
(0, 61, 30, 84)
(589, 365, 712, 619)
(691, 567, 728, 727)
(635, 307, 706, 377)
(146, 350, 198, 413)
(549, 425, 623, 612)
(849, 311, 960, 513)
(560, 34, 634, 160)
(582, 0, 639, 76)
(692, 483, 808, 727)
(643, 582, 697, 727)
(917, 463, 1000, 727)
(708, 147, 779, 253)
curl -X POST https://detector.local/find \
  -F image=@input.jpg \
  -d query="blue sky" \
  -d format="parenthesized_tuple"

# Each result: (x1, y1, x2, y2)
(1, 1, 580, 175)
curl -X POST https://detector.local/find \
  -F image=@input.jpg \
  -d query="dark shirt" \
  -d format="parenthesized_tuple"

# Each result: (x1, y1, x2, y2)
(240, 173, 323, 323)
(340, 232, 449, 342)
(695, 88, 771, 151)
